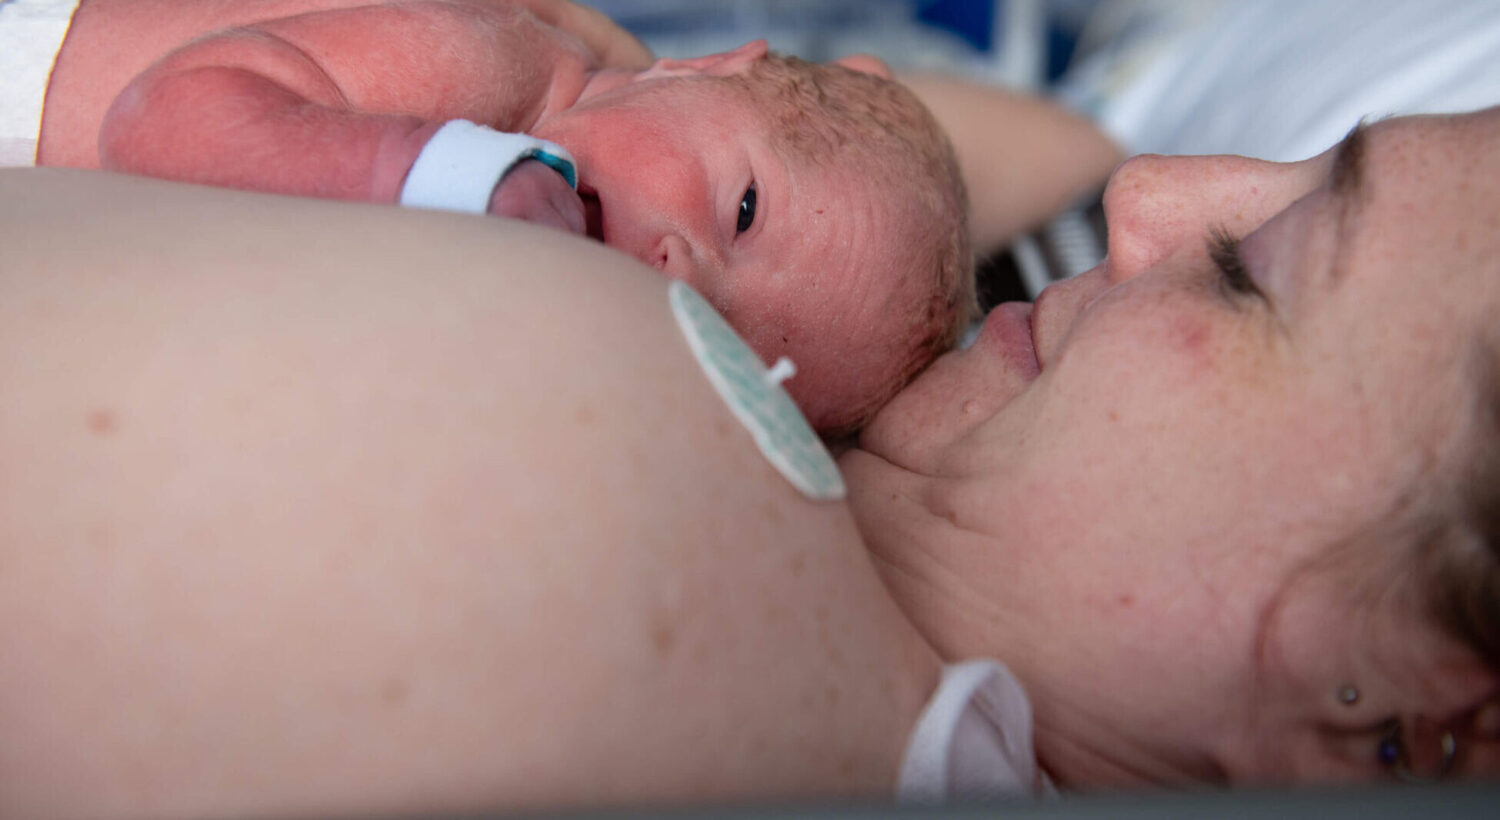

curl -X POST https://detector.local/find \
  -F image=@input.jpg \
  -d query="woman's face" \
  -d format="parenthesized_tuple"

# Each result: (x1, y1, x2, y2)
(844, 109, 1500, 784)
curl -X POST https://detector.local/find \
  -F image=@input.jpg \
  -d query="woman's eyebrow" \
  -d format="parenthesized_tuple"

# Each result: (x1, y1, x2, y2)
(1328, 121, 1370, 282)
(1330, 120, 1369, 203)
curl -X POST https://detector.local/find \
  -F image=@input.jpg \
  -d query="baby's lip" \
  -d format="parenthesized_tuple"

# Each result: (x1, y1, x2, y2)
(577, 183, 604, 242)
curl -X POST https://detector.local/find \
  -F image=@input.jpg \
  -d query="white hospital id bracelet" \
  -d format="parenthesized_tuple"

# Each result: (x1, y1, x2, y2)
(398, 119, 577, 214)
(669, 281, 845, 501)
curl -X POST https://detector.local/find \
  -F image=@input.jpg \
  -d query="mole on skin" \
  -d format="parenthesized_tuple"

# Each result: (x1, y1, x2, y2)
(87, 408, 116, 436)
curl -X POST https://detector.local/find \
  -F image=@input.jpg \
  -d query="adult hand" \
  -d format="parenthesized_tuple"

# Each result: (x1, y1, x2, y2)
(506, 0, 654, 69)
(489, 159, 587, 236)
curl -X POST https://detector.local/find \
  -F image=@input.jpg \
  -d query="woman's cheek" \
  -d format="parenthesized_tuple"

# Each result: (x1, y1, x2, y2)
(1048, 302, 1239, 421)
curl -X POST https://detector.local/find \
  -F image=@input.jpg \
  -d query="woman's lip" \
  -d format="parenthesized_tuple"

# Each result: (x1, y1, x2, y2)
(1028, 281, 1060, 372)
(979, 301, 1042, 380)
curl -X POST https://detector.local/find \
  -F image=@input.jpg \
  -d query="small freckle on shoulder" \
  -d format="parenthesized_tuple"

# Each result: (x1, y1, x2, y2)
(379, 677, 410, 707)
(650, 619, 677, 655)
(87, 408, 117, 436)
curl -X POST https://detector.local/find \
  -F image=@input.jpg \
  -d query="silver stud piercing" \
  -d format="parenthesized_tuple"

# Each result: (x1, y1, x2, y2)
(1338, 685, 1361, 705)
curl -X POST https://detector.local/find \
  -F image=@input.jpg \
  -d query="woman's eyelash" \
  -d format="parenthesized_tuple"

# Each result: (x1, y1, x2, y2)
(1206, 226, 1266, 299)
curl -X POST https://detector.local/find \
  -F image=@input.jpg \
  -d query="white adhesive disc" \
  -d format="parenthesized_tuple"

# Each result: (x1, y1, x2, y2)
(668, 281, 845, 501)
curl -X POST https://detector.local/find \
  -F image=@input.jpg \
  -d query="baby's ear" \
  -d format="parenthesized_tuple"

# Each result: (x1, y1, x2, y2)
(831, 53, 893, 80)
(637, 40, 769, 79)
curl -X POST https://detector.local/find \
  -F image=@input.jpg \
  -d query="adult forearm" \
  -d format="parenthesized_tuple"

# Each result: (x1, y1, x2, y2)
(901, 74, 1125, 256)
(500, 0, 654, 68)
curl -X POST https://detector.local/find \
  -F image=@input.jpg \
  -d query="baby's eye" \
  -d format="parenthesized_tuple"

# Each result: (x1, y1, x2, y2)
(736, 184, 757, 234)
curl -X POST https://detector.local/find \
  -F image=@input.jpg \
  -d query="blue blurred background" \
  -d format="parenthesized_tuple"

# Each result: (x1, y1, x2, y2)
(578, 0, 1102, 88)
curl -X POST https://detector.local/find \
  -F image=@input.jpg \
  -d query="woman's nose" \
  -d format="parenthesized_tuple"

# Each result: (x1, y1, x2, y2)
(1100, 152, 1313, 284)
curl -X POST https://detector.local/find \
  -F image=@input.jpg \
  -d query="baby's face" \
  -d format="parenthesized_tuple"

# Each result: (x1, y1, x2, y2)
(533, 70, 917, 432)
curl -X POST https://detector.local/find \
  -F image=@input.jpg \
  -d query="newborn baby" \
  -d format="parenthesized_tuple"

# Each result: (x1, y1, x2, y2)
(34, 0, 973, 433)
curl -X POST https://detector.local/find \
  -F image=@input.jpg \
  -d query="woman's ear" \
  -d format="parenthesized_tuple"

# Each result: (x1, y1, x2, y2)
(637, 40, 769, 80)
(832, 53, 893, 79)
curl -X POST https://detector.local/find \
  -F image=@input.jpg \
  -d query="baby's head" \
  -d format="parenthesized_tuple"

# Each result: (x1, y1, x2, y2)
(534, 42, 974, 435)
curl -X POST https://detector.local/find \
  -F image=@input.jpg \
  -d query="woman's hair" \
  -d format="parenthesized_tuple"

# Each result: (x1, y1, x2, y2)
(1427, 357, 1500, 666)
(1250, 348, 1500, 701)
(724, 54, 977, 435)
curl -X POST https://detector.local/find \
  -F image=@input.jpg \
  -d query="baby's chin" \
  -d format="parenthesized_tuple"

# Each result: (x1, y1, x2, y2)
(781, 355, 894, 438)
(725, 310, 912, 436)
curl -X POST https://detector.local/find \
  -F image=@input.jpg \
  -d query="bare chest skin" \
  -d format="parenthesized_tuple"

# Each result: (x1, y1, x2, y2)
(39, 0, 592, 167)
(0, 168, 944, 815)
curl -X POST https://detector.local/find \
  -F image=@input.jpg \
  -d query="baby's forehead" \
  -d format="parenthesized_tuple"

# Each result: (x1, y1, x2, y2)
(713, 59, 865, 122)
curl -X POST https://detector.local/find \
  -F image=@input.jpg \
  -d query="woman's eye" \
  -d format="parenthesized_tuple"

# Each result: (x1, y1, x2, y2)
(736, 184, 757, 234)
(1206, 227, 1266, 300)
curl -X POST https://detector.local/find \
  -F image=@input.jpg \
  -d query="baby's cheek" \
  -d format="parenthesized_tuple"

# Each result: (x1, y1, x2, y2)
(721, 302, 839, 429)
(742, 297, 908, 434)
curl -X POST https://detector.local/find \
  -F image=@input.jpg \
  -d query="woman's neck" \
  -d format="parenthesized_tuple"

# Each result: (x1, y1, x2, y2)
(1030, 693, 1228, 790)
(841, 451, 1236, 791)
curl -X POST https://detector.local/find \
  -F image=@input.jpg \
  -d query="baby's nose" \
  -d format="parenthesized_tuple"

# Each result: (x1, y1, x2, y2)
(652, 234, 704, 286)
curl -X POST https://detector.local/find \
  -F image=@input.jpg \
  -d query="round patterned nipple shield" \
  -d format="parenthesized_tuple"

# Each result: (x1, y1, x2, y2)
(668, 281, 845, 501)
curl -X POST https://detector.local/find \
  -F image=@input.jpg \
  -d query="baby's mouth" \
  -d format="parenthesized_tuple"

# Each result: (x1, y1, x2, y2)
(578, 184, 604, 242)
